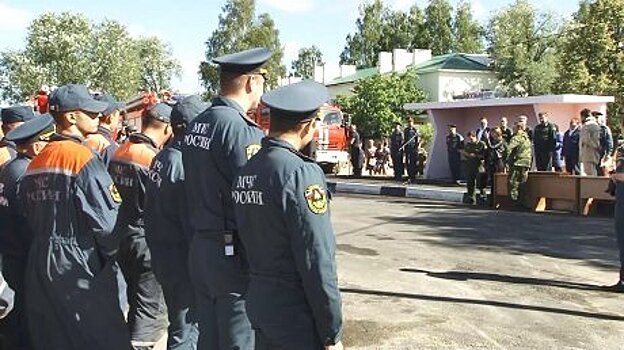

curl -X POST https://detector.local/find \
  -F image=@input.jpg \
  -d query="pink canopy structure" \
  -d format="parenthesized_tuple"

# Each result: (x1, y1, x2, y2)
(404, 94, 615, 180)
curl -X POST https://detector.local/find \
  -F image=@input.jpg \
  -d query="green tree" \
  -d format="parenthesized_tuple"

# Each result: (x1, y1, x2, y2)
(199, 0, 286, 97)
(339, 1, 431, 68)
(336, 69, 427, 138)
(425, 0, 454, 55)
(135, 36, 182, 94)
(0, 12, 181, 102)
(556, 0, 624, 130)
(339, 0, 385, 68)
(486, 0, 563, 96)
(89, 20, 141, 99)
(291, 46, 323, 79)
(453, 1, 484, 53)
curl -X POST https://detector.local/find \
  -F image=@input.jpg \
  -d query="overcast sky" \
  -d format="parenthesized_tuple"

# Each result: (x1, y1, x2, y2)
(0, 0, 580, 94)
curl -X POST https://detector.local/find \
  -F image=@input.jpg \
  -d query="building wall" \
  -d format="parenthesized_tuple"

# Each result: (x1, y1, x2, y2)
(437, 71, 498, 102)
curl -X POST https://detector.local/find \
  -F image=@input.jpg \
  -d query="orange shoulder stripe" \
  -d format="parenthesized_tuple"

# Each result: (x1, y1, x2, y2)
(28, 140, 94, 175)
(112, 141, 156, 168)
(84, 134, 110, 153)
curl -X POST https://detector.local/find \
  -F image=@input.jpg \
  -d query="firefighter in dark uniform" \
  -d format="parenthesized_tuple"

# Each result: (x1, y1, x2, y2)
(0, 114, 54, 350)
(404, 117, 419, 183)
(109, 103, 172, 349)
(533, 112, 557, 171)
(182, 47, 270, 349)
(145, 96, 207, 349)
(446, 124, 463, 183)
(390, 122, 404, 181)
(233, 80, 343, 350)
(85, 94, 124, 166)
(348, 124, 363, 178)
(17, 84, 130, 349)
(0, 106, 36, 170)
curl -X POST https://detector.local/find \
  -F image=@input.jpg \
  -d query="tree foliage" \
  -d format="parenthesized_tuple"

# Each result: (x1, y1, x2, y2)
(453, 1, 484, 54)
(135, 37, 182, 93)
(291, 46, 323, 79)
(556, 0, 624, 130)
(0, 12, 181, 102)
(486, 0, 563, 96)
(336, 69, 427, 139)
(339, 0, 484, 68)
(199, 0, 286, 97)
(425, 0, 454, 55)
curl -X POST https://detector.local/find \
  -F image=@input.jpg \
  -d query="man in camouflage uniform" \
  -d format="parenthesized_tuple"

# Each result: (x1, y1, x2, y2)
(507, 123, 533, 204)
(462, 131, 486, 205)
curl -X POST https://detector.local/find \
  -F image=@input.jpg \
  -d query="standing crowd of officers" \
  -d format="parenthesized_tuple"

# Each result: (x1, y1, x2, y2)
(443, 110, 615, 205)
(0, 47, 343, 350)
(348, 118, 424, 183)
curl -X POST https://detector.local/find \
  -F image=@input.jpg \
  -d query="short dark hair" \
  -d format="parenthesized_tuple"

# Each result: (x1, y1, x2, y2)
(467, 130, 477, 137)
(580, 108, 591, 119)
(269, 110, 318, 134)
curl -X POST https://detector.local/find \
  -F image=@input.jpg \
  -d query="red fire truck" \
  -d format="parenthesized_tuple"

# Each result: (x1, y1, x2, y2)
(252, 103, 350, 174)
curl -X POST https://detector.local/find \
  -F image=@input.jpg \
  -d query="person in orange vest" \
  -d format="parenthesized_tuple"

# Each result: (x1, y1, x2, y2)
(17, 84, 131, 349)
(109, 103, 172, 349)
(84, 94, 125, 166)
(0, 106, 36, 170)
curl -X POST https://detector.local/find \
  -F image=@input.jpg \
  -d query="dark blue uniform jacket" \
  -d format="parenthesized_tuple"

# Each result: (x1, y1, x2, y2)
(233, 137, 343, 346)
(17, 134, 129, 350)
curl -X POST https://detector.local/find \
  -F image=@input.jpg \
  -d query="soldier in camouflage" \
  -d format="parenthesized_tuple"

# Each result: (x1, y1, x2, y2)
(507, 123, 533, 203)
(462, 131, 486, 205)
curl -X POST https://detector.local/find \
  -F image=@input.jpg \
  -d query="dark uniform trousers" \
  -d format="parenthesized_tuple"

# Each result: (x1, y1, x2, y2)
(405, 146, 418, 181)
(535, 150, 553, 171)
(448, 151, 461, 181)
(616, 178, 624, 282)
(18, 136, 131, 350)
(145, 141, 199, 350)
(110, 134, 168, 349)
(390, 132, 404, 180)
(182, 97, 261, 349)
(234, 138, 343, 350)
(0, 156, 33, 350)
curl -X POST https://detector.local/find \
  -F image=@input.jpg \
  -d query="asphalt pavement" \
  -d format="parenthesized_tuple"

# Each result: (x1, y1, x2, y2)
(332, 194, 622, 349)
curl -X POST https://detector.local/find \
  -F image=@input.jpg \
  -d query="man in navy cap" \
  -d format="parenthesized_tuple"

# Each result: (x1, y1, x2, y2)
(17, 84, 131, 349)
(182, 47, 270, 349)
(145, 96, 207, 350)
(233, 81, 343, 350)
(109, 102, 172, 349)
(0, 114, 54, 350)
(0, 106, 36, 170)
(85, 94, 125, 166)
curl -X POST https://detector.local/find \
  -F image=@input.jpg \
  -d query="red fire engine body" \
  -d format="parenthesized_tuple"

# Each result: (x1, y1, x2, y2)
(252, 103, 350, 173)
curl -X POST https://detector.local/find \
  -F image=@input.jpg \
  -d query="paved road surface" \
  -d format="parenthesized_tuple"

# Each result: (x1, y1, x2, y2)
(333, 194, 622, 349)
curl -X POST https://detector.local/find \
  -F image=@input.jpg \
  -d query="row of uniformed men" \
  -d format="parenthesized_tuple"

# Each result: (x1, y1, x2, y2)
(0, 46, 343, 350)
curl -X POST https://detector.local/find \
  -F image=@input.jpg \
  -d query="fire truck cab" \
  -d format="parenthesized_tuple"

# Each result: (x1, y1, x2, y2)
(252, 103, 350, 174)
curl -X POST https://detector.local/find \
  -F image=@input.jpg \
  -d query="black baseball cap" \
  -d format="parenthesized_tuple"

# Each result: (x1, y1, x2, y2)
(1, 106, 36, 124)
(49, 84, 108, 114)
(6, 114, 55, 145)
(171, 95, 209, 127)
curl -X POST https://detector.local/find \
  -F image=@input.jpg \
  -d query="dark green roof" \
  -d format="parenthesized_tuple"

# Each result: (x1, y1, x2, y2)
(413, 53, 491, 73)
(327, 53, 491, 86)
(327, 67, 379, 86)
